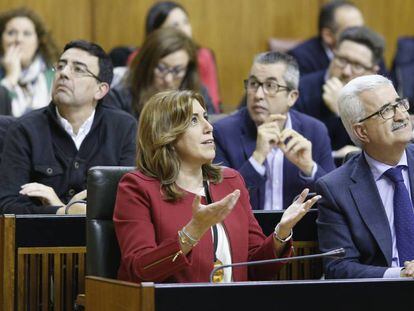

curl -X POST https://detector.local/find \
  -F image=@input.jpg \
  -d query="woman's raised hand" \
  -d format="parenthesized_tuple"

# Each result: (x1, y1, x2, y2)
(2, 44, 22, 86)
(185, 190, 240, 240)
(277, 188, 321, 238)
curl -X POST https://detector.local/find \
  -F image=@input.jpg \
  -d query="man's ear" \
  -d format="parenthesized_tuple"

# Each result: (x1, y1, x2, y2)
(288, 90, 299, 108)
(321, 27, 336, 49)
(372, 64, 380, 74)
(94, 83, 110, 101)
(353, 123, 370, 144)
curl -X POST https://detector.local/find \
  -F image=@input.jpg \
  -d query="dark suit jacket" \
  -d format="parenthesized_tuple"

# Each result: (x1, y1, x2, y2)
(295, 69, 353, 151)
(289, 37, 330, 76)
(0, 115, 15, 159)
(391, 37, 414, 113)
(0, 85, 12, 116)
(316, 145, 414, 279)
(213, 108, 336, 210)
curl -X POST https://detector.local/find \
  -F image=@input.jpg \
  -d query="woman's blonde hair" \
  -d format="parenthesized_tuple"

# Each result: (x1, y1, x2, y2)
(137, 90, 221, 201)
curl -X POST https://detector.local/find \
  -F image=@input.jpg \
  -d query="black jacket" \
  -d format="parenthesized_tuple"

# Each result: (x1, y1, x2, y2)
(0, 102, 137, 214)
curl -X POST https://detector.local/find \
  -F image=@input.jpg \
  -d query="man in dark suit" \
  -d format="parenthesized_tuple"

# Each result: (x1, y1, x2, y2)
(213, 51, 335, 210)
(289, 1, 363, 76)
(317, 74, 414, 279)
(295, 26, 385, 159)
(0, 40, 137, 214)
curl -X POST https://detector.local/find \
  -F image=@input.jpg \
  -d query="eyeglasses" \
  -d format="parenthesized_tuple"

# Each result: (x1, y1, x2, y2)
(154, 63, 187, 79)
(333, 54, 374, 74)
(53, 62, 103, 83)
(244, 78, 291, 96)
(358, 98, 410, 122)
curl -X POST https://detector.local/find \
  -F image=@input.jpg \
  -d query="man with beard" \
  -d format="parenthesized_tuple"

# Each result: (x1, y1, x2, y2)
(295, 26, 384, 159)
(317, 75, 414, 279)
(0, 40, 136, 214)
(213, 51, 335, 210)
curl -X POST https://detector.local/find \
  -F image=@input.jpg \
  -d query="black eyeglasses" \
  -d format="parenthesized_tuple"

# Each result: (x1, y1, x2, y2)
(333, 54, 374, 74)
(358, 98, 410, 122)
(53, 62, 103, 83)
(244, 78, 291, 96)
(154, 63, 187, 79)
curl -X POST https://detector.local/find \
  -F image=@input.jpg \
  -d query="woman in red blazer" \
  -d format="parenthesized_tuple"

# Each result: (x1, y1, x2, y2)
(113, 90, 320, 283)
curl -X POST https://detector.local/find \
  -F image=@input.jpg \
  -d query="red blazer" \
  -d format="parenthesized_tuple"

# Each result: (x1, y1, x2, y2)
(114, 167, 292, 283)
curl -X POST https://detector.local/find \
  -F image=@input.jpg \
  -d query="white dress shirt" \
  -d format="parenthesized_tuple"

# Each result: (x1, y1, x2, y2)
(56, 107, 95, 150)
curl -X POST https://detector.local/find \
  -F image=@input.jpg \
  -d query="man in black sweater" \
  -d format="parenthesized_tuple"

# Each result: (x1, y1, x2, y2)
(0, 40, 137, 214)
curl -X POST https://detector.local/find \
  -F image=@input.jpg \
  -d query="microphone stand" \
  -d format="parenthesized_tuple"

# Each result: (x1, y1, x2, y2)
(209, 248, 345, 283)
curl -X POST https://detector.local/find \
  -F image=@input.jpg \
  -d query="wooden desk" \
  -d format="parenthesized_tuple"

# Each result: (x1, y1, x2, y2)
(253, 209, 321, 279)
(86, 276, 414, 311)
(0, 215, 86, 311)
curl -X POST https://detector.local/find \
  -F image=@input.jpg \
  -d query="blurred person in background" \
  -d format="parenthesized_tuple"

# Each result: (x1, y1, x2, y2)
(108, 28, 215, 119)
(0, 7, 58, 117)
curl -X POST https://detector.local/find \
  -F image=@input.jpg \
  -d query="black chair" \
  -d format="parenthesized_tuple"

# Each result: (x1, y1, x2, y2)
(86, 166, 135, 278)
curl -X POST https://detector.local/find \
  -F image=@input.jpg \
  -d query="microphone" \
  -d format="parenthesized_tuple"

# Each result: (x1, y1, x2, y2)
(209, 248, 345, 283)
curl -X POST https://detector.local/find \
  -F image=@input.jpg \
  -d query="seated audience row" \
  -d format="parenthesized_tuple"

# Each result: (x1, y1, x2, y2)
(295, 26, 384, 157)
(288, 0, 388, 77)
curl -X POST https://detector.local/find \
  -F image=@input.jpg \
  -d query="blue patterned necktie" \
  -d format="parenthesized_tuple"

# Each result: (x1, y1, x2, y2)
(383, 165, 414, 266)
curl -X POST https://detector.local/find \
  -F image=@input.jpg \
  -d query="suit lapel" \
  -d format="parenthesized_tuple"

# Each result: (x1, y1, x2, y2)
(349, 154, 392, 265)
(240, 109, 258, 161)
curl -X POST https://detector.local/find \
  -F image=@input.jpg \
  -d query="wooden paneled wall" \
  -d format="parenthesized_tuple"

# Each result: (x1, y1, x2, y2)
(1, 0, 413, 109)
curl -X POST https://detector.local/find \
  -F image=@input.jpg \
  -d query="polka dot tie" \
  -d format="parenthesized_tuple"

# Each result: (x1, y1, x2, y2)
(383, 165, 414, 266)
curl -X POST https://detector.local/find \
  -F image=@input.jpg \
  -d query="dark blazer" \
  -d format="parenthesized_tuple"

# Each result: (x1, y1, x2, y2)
(0, 102, 137, 214)
(0, 85, 12, 116)
(391, 37, 414, 113)
(213, 108, 336, 210)
(0, 115, 15, 158)
(295, 69, 353, 151)
(316, 145, 414, 279)
(288, 37, 330, 76)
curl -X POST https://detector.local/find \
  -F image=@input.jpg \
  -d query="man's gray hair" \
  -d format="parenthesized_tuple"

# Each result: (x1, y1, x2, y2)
(338, 74, 393, 146)
(253, 51, 300, 90)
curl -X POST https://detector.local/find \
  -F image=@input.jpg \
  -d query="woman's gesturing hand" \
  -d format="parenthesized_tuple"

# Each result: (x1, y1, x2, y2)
(277, 188, 321, 239)
(185, 190, 240, 240)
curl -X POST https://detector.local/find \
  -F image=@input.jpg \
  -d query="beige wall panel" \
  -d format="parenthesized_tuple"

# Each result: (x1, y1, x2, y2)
(352, 0, 414, 67)
(1, 0, 413, 108)
(0, 0, 92, 50)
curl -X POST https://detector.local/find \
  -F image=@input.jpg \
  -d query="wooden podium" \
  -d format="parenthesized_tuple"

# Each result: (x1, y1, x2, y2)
(86, 276, 414, 311)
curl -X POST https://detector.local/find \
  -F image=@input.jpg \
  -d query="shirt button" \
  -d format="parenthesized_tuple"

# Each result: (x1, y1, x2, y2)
(68, 189, 76, 196)
(74, 161, 80, 169)
(46, 168, 53, 175)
